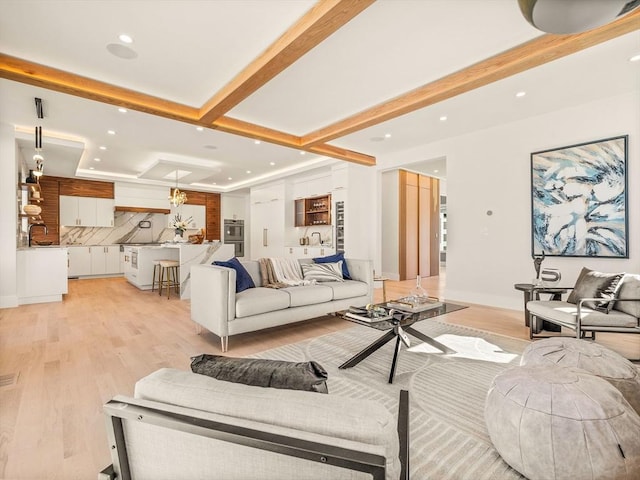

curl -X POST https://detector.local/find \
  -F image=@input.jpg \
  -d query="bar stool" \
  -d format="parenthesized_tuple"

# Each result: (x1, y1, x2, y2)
(158, 260, 180, 299)
(151, 260, 163, 292)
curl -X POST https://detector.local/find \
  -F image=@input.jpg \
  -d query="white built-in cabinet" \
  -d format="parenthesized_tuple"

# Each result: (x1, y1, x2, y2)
(59, 195, 114, 227)
(250, 182, 285, 259)
(283, 246, 335, 259)
(168, 204, 206, 229)
(68, 245, 122, 277)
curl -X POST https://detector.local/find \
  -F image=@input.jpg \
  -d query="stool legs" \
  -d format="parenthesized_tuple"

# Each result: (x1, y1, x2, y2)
(158, 264, 180, 299)
(151, 263, 160, 292)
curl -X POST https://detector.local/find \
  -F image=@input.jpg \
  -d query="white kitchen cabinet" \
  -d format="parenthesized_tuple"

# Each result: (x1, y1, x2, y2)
(95, 198, 115, 227)
(69, 245, 121, 276)
(90, 246, 121, 275)
(67, 246, 92, 276)
(17, 248, 68, 304)
(59, 195, 114, 227)
(284, 246, 335, 259)
(250, 182, 285, 259)
(169, 204, 206, 229)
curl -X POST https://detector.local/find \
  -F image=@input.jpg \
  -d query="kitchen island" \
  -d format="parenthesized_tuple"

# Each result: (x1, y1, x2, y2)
(17, 246, 69, 304)
(125, 242, 234, 299)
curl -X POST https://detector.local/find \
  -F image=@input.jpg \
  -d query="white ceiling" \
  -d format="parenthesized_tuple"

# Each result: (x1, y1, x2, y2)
(0, 0, 638, 192)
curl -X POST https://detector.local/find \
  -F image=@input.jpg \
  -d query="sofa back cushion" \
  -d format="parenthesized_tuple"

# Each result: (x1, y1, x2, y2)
(213, 257, 255, 293)
(615, 274, 640, 318)
(240, 260, 263, 287)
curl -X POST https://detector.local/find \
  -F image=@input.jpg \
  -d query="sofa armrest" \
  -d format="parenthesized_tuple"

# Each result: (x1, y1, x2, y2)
(344, 259, 374, 302)
(190, 264, 236, 337)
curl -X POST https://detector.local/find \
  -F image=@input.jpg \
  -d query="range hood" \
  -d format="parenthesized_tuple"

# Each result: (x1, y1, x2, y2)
(115, 206, 170, 214)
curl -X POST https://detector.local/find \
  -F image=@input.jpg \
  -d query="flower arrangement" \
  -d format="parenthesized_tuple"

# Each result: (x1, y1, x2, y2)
(170, 213, 193, 234)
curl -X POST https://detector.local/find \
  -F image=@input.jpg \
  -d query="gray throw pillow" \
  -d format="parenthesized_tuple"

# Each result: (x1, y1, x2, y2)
(190, 354, 328, 393)
(301, 261, 344, 282)
(566, 267, 624, 312)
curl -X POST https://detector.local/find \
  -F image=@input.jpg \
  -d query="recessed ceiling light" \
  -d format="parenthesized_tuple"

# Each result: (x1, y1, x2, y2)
(300, 151, 306, 155)
(384, 133, 392, 138)
(118, 34, 133, 44)
(516, 91, 526, 97)
(434, 169, 439, 173)
(118, 107, 127, 113)
(107, 130, 116, 135)
(94, 158, 101, 162)
(228, 177, 232, 180)
(196, 126, 204, 132)
(246, 170, 251, 174)
(89, 167, 95, 170)
(439, 116, 447, 121)
(212, 182, 217, 185)
(630, 54, 640, 62)
(99, 146, 107, 150)
(254, 140, 261, 145)
(106, 43, 137, 60)
(270, 162, 275, 166)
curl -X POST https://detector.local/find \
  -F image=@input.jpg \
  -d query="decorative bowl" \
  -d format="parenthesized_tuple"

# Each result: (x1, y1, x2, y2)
(23, 204, 42, 216)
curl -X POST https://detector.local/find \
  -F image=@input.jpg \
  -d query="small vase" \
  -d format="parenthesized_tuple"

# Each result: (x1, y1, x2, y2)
(175, 228, 184, 237)
(410, 275, 428, 299)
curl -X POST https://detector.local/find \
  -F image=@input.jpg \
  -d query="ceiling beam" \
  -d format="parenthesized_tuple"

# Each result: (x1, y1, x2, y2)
(0, 53, 375, 166)
(198, 0, 375, 124)
(301, 9, 640, 146)
(0, 53, 200, 122)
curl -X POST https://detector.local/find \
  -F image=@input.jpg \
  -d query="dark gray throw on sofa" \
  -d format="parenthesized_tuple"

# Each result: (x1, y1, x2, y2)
(190, 354, 329, 393)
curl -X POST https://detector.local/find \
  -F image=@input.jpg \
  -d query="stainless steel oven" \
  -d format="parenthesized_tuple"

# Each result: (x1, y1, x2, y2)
(224, 219, 244, 241)
(224, 219, 245, 257)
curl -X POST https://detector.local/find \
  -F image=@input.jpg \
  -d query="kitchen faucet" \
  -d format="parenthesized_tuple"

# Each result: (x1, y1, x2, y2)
(28, 223, 48, 247)
(311, 231, 322, 245)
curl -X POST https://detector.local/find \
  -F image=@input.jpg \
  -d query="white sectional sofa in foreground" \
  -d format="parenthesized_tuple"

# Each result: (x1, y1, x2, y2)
(191, 258, 373, 351)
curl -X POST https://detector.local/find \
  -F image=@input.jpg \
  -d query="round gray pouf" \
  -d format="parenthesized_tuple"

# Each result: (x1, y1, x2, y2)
(521, 337, 640, 414)
(485, 365, 640, 480)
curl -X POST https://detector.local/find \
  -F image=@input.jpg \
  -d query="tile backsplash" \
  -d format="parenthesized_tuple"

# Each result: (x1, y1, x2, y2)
(60, 211, 200, 245)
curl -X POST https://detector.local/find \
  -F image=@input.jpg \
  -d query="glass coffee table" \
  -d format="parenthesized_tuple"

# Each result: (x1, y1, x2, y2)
(337, 301, 467, 383)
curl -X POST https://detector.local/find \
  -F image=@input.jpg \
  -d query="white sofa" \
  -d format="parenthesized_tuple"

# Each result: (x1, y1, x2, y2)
(191, 258, 374, 351)
(99, 368, 408, 480)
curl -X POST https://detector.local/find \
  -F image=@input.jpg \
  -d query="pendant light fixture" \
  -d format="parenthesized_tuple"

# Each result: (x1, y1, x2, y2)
(169, 170, 187, 207)
(518, 0, 640, 34)
(33, 125, 44, 178)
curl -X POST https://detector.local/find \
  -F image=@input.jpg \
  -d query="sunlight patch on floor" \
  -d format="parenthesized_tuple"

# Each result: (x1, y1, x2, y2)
(407, 334, 519, 363)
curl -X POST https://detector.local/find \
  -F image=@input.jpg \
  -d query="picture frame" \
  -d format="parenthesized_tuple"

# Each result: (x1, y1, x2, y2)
(530, 135, 628, 258)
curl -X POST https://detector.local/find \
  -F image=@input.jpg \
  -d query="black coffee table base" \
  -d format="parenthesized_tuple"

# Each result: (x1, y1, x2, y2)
(338, 324, 456, 384)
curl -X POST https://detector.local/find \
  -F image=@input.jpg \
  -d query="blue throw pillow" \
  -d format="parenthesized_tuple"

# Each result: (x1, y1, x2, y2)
(313, 252, 351, 279)
(213, 257, 255, 293)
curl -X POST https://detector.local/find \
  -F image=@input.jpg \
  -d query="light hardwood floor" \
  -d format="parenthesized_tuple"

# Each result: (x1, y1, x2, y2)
(0, 274, 637, 479)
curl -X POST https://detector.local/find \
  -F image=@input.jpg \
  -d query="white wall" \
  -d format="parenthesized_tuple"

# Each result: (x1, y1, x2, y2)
(0, 122, 18, 307)
(380, 91, 640, 310)
(381, 170, 399, 279)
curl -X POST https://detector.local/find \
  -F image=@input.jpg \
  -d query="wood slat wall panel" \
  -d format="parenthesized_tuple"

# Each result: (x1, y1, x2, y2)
(173, 189, 207, 205)
(58, 178, 114, 198)
(205, 193, 221, 241)
(31, 177, 60, 244)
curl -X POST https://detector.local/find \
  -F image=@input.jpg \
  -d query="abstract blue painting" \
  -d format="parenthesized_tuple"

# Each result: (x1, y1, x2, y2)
(531, 135, 628, 258)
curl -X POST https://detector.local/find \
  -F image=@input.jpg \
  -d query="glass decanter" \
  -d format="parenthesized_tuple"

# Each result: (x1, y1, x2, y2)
(409, 275, 428, 300)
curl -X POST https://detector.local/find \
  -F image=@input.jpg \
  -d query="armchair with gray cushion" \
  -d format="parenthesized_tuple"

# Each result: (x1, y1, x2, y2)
(99, 368, 409, 480)
(527, 269, 640, 341)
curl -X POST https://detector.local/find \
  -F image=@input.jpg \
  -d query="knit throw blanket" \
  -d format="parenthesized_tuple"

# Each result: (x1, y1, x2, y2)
(258, 258, 316, 288)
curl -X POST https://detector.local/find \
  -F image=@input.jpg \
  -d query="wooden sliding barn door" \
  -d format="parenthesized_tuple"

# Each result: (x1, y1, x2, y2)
(399, 170, 440, 281)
